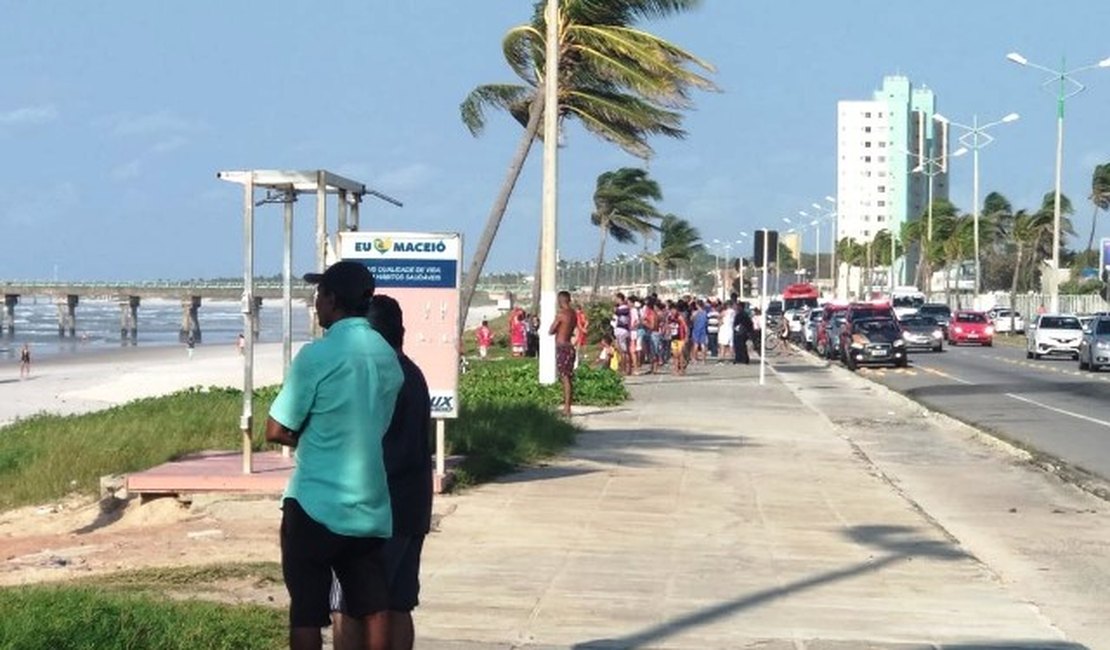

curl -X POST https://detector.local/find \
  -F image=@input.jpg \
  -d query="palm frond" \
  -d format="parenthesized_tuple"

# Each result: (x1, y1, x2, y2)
(460, 84, 535, 136)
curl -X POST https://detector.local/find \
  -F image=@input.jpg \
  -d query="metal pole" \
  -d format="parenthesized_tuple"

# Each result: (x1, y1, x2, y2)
(972, 116, 982, 303)
(281, 189, 293, 460)
(1051, 60, 1066, 314)
(435, 418, 446, 490)
(759, 229, 769, 386)
(538, 0, 559, 385)
(314, 171, 327, 338)
(926, 165, 935, 294)
(241, 174, 255, 475)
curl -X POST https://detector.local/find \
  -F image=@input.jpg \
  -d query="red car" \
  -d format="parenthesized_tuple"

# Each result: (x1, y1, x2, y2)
(816, 303, 848, 358)
(948, 310, 994, 346)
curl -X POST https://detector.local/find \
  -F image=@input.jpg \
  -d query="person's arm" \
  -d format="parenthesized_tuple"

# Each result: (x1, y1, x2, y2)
(265, 417, 299, 447)
(548, 312, 564, 336)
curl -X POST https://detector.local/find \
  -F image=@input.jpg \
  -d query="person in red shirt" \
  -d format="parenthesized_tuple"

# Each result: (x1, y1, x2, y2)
(574, 304, 589, 366)
(509, 311, 526, 357)
(475, 320, 493, 359)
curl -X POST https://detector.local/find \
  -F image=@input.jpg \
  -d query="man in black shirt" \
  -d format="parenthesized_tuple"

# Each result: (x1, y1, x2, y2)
(332, 294, 433, 650)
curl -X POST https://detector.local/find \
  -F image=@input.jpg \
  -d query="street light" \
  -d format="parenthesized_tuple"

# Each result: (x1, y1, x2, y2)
(934, 111, 1020, 299)
(906, 146, 968, 290)
(1007, 51, 1110, 313)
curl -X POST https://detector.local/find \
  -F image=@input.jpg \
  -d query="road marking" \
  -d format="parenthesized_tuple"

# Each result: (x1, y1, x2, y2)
(1005, 393, 1110, 429)
(917, 365, 974, 385)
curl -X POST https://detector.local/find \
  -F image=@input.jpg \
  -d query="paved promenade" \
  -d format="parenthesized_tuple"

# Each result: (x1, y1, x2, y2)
(416, 354, 1107, 649)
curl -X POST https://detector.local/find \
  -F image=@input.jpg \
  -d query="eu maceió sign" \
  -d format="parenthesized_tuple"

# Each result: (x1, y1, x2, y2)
(349, 237, 459, 289)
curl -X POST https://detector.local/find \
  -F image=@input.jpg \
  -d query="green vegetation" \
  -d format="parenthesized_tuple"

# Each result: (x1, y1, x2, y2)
(451, 358, 627, 485)
(0, 584, 284, 650)
(0, 387, 277, 511)
(76, 562, 283, 591)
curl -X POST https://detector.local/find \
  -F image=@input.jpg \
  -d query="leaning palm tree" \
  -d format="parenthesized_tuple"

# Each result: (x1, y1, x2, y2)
(589, 168, 663, 296)
(1029, 191, 1075, 275)
(1009, 209, 1035, 321)
(1086, 162, 1110, 254)
(458, 0, 717, 318)
(650, 213, 702, 287)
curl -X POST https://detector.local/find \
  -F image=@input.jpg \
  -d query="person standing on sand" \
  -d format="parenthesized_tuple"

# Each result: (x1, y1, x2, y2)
(19, 344, 30, 379)
(265, 261, 403, 650)
(549, 290, 577, 417)
(331, 294, 432, 650)
(186, 333, 195, 360)
(237, 333, 246, 356)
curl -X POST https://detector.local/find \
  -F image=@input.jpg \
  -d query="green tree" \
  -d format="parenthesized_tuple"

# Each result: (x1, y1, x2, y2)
(836, 237, 867, 297)
(589, 168, 664, 296)
(650, 214, 702, 287)
(458, 0, 716, 319)
(1029, 192, 1075, 274)
(1086, 162, 1110, 254)
(1009, 209, 1035, 303)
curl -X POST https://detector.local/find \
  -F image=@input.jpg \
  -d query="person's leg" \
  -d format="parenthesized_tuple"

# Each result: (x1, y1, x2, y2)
(331, 612, 363, 650)
(389, 611, 415, 650)
(281, 499, 338, 650)
(334, 535, 390, 650)
(562, 375, 572, 416)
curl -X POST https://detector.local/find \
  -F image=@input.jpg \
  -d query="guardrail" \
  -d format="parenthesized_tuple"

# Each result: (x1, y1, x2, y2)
(0, 281, 314, 300)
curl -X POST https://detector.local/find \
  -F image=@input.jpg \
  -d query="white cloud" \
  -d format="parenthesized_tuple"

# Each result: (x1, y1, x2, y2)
(111, 160, 143, 181)
(110, 110, 201, 137)
(151, 135, 189, 153)
(0, 104, 59, 127)
(0, 182, 78, 227)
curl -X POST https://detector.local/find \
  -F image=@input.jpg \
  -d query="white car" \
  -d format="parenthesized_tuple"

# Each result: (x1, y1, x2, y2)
(803, 307, 824, 350)
(990, 309, 1024, 334)
(1026, 314, 1083, 359)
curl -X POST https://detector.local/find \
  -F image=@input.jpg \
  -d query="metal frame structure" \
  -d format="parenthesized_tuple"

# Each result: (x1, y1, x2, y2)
(216, 169, 401, 474)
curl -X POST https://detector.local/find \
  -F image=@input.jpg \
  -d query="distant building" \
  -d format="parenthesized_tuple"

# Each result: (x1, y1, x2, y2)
(781, 231, 801, 264)
(836, 76, 951, 294)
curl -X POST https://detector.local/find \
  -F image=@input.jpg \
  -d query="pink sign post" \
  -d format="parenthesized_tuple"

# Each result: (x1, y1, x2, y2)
(340, 232, 461, 491)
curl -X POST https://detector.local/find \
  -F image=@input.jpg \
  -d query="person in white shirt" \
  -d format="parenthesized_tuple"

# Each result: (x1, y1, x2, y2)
(718, 302, 735, 361)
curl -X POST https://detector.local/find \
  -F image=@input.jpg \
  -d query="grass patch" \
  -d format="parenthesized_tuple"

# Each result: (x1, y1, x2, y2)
(0, 584, 285, 650)
(0, 386, 277, 511)
(77, 562, 283, 591)
(450, 358, 627, 485)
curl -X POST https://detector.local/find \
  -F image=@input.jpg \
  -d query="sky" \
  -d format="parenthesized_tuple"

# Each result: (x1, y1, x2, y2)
(1, 0, 1109, 281)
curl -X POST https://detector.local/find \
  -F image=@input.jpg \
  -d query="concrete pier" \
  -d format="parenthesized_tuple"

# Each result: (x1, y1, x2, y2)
(119, 296, 140, 343)
(179, 296, 202, 343)
(251, 296, 263, 340)
(55, 294, 78, 337)
(2, 294, 16, 336)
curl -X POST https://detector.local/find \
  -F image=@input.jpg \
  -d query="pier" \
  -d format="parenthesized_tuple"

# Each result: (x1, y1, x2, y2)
(0, 280, 312, 342)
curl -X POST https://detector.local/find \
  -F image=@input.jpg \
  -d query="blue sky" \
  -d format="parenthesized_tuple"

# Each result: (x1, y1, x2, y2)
(1, 1, 1109, 281)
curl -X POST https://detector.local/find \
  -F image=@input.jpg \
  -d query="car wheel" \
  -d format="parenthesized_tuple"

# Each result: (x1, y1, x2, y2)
(896, 358, 908, 368)
(983, 341, 992, 347)
(1033, 352, 1042, 360)
(933, 344, 943, 353)
(845, 353, 856, 371)
(1080, 356, 1089, 371)
(1026, 349, 1034, 359)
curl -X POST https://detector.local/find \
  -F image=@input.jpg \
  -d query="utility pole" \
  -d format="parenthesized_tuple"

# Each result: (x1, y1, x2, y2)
(538, 0, 559, 384)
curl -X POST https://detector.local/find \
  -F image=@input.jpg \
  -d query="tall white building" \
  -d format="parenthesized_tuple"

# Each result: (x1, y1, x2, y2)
(836, 76, 950, 292)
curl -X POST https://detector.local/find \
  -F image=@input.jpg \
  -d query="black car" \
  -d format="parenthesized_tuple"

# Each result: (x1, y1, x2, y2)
(898, 314, 944, 352)
(841, 318, 908, 370)
(918, 303, 952, 335)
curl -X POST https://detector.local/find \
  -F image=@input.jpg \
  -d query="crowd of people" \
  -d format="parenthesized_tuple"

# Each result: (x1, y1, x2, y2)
(603, 292, 766, 375)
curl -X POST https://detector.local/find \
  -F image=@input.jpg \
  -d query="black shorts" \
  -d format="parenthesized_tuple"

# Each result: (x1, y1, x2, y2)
(331, 534, 426, 614)
(280, 498, 389, 628)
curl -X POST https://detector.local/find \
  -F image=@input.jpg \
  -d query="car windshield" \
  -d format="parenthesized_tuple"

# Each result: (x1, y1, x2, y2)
(767, 301, 783, 316)
(893, 295, 924, 309)
(1097, 320, 1110, 335)
(919, 305, 951, 316)
(955, 313, 987, 323)
(900, 316, 937, 327)
(855, 319, 900, 336)
(852, 306, 892, 320)
(809, 310, 823, 322)
(1040, 316, 1081, 330)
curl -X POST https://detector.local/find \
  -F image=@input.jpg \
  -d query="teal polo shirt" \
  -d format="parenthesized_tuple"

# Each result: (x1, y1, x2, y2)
(269, 317, 403, 538)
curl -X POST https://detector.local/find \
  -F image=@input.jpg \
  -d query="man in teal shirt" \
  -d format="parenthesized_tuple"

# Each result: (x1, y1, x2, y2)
(266, 260, 403, 650)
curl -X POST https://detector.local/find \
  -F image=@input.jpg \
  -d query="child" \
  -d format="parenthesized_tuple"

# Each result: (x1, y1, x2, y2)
(596, 334, 619, 371)
(476, 319, 493, 359)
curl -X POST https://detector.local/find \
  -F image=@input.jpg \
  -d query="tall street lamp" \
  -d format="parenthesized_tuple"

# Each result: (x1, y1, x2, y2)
(907, 147, 968, 290)
(934, 111, 1020, 300)
(1007, 51, 1110, 313)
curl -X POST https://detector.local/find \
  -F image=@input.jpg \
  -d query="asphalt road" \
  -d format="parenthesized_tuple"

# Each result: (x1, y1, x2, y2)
(841, 339, 1110, 483)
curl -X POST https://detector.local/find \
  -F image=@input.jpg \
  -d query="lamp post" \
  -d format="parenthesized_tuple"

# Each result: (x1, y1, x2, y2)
(1007, 51, 1110, 313)
(907, 147, 968, 291)
(934, 112, 1019, 301)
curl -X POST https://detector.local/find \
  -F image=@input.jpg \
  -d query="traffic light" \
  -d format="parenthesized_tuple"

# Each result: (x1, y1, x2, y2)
(753, 230, 778, 268)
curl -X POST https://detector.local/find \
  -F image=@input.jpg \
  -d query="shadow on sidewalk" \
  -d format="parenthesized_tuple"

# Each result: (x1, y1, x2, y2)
(569, 428, 755, 469)
(570, 524, 1086, 650)
(493, 465, 599, 484)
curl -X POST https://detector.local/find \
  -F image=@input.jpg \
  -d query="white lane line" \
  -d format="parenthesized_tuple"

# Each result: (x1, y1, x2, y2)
(1005, 393, 1110, 429)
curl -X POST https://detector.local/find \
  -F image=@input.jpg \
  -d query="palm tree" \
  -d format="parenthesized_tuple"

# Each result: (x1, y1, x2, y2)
(1086, 162, 1110, 254)
(1029, 192, 1075, 276)
(872, 228, 905, 291)
(909, 199, 960, 291)
(589, 168, 663, 295)
(650, 214, 702, 286)
(983, 192, 1013, 254)
(836, 237, 867, 298)
(1009, 209, 1035, 328)
(458, 0, 717, 319)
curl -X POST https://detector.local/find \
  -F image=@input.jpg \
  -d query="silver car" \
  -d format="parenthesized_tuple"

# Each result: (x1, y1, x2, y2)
(1079, 316, 1110, 371)
(1026, 314, 1083, 359)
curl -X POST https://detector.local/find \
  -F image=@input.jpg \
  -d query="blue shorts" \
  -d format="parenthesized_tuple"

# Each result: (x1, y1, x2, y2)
(692, 332, 709, 346)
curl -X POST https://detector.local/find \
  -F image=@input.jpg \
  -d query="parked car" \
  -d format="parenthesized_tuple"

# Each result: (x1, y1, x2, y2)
(898, 314, 944, 352)
(803, 307, 824, 350)
(1078, 315, 1110, 371)
(840, 303, 898, 361)
(841, 317, 907, 370)
(1026, 314, 1083, 359)
(824, 313, 849, 360)
(816, 304, 848, 358)
(989, 308, 1024, 334)
(783, 308, 807, 343)
(918, 303, 952, 335)
(948, 310, 994, 346)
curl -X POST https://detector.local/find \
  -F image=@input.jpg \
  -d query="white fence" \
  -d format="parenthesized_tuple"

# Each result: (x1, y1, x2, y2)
(927, 292, 1109, 315)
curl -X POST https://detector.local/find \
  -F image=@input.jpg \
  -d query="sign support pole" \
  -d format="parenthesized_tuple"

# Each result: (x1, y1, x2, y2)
(759, 229, 769, 387)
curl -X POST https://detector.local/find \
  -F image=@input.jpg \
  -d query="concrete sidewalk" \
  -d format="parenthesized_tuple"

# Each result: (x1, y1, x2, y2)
(416, 359, 1089, 649)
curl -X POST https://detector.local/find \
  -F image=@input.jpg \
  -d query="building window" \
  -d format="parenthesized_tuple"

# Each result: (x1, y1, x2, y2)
(878, 156, 887, 163)
(877, 216, 886, 222)
(864, 111, 872, 118)
(864, 156, 872, 163)
(878, 171, 887, 177)
(865, 142, 872, 148)
(877, 186, 886, 193)
(877, 200, 886, 207)
(864, 229, 871, 237)
(878, 142, 887, 148)
(864, 126, 872, 133)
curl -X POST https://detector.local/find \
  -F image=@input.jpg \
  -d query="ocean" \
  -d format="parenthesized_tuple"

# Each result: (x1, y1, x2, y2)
(0, 296, 312, 361)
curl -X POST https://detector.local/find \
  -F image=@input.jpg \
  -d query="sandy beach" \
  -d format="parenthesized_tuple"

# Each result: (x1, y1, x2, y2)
(0, 342, 297, 428)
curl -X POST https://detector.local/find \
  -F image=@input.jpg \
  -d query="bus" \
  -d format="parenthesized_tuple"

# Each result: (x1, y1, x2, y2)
(782, 283, 820, 311)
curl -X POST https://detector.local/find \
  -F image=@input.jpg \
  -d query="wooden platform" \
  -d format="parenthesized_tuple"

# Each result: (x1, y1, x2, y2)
(126, 450, 294, 497)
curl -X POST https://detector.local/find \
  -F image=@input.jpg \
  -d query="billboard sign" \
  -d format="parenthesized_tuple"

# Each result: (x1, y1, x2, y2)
(340, 232, 461, 418)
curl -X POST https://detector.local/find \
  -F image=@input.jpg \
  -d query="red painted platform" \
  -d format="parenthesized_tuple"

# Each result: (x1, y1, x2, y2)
(126, 450, 294, 497)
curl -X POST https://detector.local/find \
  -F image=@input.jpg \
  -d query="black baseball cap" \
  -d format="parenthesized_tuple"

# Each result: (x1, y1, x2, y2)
(303, 261, 376, 302)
